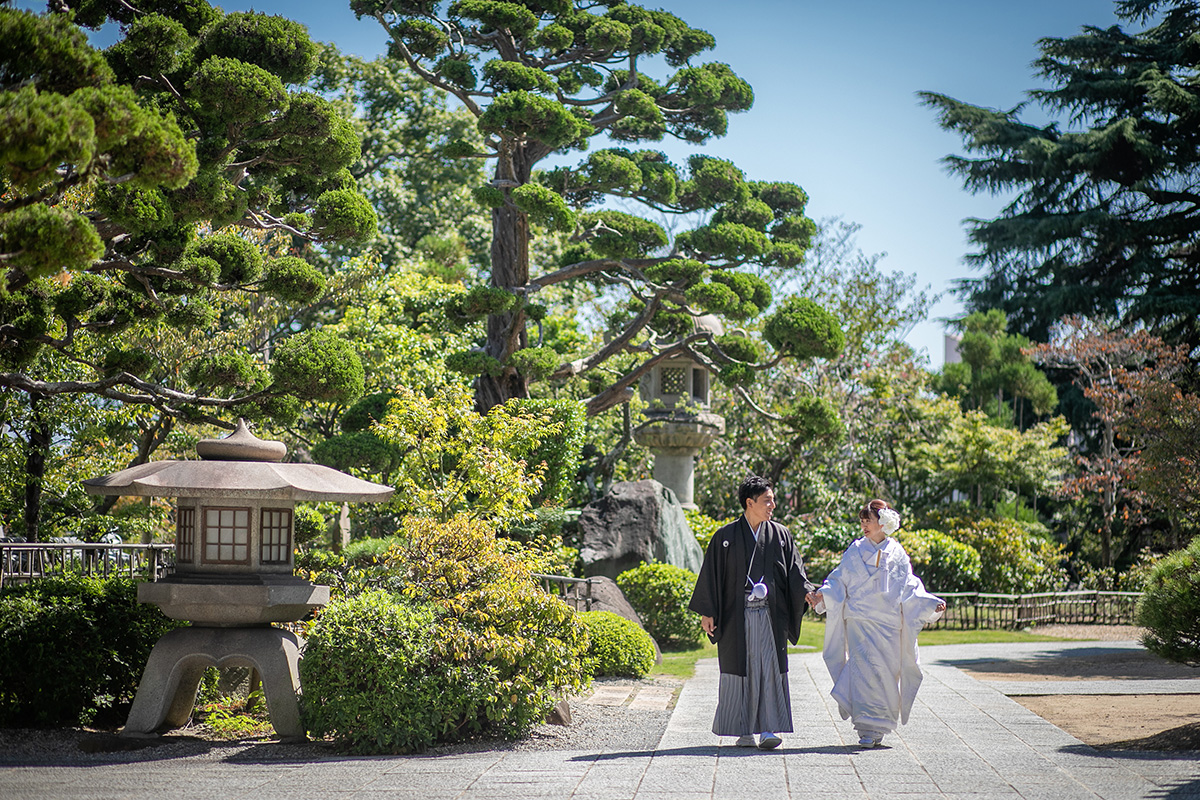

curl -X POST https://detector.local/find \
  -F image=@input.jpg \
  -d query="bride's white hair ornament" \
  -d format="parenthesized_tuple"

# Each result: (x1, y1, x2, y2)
(877, 507, 901, 535)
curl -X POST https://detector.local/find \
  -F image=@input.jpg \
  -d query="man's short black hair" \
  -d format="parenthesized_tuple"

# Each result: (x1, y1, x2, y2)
(738, 475, 773, 510)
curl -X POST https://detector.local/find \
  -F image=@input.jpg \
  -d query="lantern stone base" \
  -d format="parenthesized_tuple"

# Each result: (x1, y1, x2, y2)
(139, 576, 329, 626)
(120, 626, 306, 742)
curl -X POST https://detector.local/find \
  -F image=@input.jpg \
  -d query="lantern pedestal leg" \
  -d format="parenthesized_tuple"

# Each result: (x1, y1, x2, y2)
(121, 626, 306, 742)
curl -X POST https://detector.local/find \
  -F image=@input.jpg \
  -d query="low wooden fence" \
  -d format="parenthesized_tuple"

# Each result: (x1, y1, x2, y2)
(927, 591, 1142, 630)
(0, 541, 175, 588)
(534, 573, 600, 612)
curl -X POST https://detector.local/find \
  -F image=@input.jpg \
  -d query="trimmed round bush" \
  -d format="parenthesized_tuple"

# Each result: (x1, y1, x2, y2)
(897, 528, 982, 593)
(1137, 535, 1200, 666)
(616, 562, 702, 649)
(579, 611, 656, 678)
(300, 590, 482, 754)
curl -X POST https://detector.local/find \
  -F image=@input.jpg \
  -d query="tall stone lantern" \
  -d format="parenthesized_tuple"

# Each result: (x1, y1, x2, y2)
(83, 420, 393, 741)
(632, 316, 726, 509)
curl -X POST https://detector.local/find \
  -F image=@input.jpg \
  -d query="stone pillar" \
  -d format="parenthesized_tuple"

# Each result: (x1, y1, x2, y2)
(632, 413, 724, 510)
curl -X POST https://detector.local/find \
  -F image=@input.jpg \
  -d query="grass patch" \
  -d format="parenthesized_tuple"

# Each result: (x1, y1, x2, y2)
(651, 620, 1078, 679)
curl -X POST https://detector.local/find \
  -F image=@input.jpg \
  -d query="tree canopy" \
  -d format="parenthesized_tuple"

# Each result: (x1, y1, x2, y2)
(921, 0, 1200, 349)
(1, 1, 377, 424)
(352, 0, 839, 414)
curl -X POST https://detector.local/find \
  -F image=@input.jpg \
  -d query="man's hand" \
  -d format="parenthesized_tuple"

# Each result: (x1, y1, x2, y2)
(805, 591, 822, 608)
(701, 615, 715, 635)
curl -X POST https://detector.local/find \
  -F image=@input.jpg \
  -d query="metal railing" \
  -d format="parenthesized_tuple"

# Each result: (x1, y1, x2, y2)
(927, 590, 1143, 630)
(534, 573, 599, 612)
(0, 542, 175, 588)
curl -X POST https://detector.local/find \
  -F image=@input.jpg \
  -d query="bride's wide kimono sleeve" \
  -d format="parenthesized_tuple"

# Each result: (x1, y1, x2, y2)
(898, 565, 944, 722)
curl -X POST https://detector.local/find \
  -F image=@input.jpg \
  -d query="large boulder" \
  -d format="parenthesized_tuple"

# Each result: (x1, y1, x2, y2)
(578, 480, 703, 580)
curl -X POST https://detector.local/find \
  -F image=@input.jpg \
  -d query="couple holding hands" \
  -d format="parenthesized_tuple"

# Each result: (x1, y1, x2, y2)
(688, 476, 946, 750)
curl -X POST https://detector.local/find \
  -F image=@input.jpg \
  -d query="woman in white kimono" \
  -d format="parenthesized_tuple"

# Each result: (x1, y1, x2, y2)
(809, 499, 945, 748)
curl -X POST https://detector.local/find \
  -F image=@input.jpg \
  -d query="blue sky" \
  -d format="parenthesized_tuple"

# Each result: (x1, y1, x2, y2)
(27, 0, 1130, 366)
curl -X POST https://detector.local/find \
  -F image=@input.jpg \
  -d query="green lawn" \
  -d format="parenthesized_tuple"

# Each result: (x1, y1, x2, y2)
(651, 620, 1069, 679)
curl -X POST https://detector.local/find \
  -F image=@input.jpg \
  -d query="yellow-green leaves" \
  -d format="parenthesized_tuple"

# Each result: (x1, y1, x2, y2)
(375, 384, 563, 524)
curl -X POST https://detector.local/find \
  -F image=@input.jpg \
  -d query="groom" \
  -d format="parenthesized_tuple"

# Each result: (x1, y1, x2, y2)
(688, 475, 815, 749)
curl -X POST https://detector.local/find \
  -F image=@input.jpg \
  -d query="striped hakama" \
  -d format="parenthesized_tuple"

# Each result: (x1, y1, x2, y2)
(711, 594, 793, 736)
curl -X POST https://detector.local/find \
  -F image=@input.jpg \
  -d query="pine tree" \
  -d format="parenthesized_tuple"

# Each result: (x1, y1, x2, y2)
(352, 0, 842, 414)
(921, 0, 1200, 348)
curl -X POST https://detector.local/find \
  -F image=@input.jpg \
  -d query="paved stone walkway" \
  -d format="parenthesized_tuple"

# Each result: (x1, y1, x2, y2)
(2, 641, 1198, 799)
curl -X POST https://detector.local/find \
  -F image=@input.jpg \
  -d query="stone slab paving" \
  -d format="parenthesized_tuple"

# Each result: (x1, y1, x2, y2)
(2, 642, 1199, 799)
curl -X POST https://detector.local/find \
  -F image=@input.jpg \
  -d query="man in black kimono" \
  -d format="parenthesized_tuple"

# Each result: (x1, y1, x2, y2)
(688, 475, 815, 749)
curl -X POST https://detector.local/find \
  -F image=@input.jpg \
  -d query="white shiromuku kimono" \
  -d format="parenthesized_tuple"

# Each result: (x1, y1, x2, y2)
(820, 536, 944, 738)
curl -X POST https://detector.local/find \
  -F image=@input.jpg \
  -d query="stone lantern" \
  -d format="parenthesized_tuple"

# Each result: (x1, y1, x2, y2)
(83, 420, 393, 741)
(632, 316, 726, 509)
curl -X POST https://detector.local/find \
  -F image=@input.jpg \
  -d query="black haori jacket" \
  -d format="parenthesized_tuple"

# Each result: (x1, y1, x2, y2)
(688, 516, 815, 676)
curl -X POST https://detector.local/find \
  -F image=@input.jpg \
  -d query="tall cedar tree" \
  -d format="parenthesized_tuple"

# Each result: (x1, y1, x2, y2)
(921, 0, 1200, 349)
(351, 0, 843, 414)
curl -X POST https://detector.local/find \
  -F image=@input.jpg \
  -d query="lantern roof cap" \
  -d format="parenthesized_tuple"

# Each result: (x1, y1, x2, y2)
(82, 419, 394, 503)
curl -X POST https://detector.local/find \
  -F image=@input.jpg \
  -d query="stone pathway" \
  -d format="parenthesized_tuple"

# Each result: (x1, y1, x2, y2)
(580, 683, 678, 710)
(2, 643, 1199, 799)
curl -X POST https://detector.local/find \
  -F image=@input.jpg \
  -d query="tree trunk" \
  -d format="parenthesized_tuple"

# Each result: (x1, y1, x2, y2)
(476, 156, 532, 413)
(23, 393, 52, 542)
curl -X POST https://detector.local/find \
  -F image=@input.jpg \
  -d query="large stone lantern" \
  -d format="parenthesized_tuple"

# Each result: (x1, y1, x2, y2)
(83, 420, 393, 741)
(632, 316, 726, 509)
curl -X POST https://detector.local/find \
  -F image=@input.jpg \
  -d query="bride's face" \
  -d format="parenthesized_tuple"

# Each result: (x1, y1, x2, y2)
(859, 514, 885, 541)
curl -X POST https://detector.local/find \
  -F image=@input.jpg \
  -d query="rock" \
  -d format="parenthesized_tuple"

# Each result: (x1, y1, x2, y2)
(545, 699, 572, 726)
(577, 480, 703, 580)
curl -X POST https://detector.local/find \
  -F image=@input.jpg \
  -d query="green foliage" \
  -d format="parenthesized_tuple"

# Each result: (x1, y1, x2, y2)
(928, 513, 1068, 594)
(479, 90, 589, 148)
(354, 1, 831, 417)
(921, 7, 1200, 347)
(445, 285, 517, 324)
(0, 204, 104, 282)
(303, 515, 590, 751)
(580, 611, 656, 678)
(293, 504, 327, 546)
(0, 0, 379, 457)
(446, 350, 505, 378)
(510, 183, 575, 232)
(0, 577, 184, 727)
(300, 591, 457, 753)
(1137, 535, 1200, 666)
(896, 528, 982, 593)
(261, 256, 326, 304)
(270, 329, 365, 404)
(507, 345, 560, 381)
(763, 296, 845, 359)
(937, 311, 1057, 429)
(684, 508, 728, 551)
(616, 562, 702, 649)
(578, 210, 668, 259)
(374, 384, 584, 523)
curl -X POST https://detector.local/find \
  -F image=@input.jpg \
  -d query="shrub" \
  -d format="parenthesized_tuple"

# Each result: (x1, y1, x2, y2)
(0, 577, 184, 727)
(579, 611, 656, 678)
(304, 515, 589, 753)
(684, 508, 728, 551)
(1137, 535, 1200, 666)
(897, 528, 982, 593)
(616, 562, 702, 649)
(928, 514, 1068, 594)
(301, 590, 488, 753)
(796, 522, 856, 586)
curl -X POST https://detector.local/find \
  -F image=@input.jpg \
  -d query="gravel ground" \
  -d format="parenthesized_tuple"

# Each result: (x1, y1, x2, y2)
(0, 678, 680, 766)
